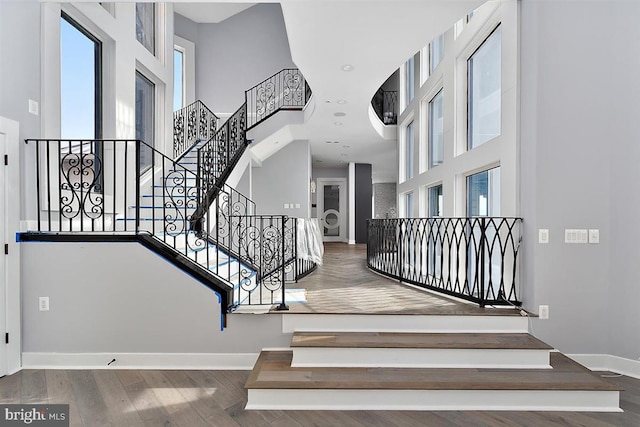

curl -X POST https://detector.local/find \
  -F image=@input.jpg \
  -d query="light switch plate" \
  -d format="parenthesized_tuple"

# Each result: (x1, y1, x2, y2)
(538, 229, 549, 244)
(29, 99, 39, 116)
(565, 229, 588, 244)
(589, 229, 599, 244)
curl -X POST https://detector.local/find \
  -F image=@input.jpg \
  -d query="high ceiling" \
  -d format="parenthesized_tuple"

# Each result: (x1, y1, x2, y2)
(173, 0, 484, 183)
(173, 3, 255, 23)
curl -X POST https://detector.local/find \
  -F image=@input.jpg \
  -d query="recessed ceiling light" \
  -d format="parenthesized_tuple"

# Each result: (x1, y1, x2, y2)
(325, 140, 333, 144)
(334, 112, 346, 117)
(343, 145, 350, 148)
(337, 99, 347, 105)
(274, 141, 279, 144)
(341, 64, 354, 72)
(333, 141, 340, 144)
(325, 100, 332, 103)
(334, 122, 343, 126)
(315, 159, 323, 162)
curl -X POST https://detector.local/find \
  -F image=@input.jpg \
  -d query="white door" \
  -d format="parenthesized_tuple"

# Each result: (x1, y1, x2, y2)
(0, 130, 6, 377)
(0, 116, 18, 377)
(317, 178, 346, 242)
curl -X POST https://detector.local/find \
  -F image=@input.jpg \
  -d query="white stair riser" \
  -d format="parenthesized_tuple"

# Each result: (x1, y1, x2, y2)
(290, 348, 551, 369)
(282, 314, 529, 334)
(246, 389, 621, 412)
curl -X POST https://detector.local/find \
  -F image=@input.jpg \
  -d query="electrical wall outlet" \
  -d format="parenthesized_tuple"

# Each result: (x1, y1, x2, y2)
(539, 304, 549, 319)
(39, 297, 50, 311)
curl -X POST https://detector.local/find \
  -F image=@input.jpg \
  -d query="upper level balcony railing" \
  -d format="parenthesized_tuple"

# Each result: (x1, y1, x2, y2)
(371, 88, 398, 125)
(173, 100, 219, 159)
(367, 217, 522, 307)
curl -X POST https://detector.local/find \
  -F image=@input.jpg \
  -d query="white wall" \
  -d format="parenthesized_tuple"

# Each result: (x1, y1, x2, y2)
(0, 2, 41, 221)
(520, 0, 640, 358)
(195, 4, 296, 116)
(252, 140, 311, 217)
(21, 242, 289, 355)
(396, 0, 518, 218)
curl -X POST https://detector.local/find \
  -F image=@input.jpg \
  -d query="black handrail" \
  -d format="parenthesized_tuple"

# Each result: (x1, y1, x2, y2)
(245, 68, 310, 129)
(367, 217, 522, 307)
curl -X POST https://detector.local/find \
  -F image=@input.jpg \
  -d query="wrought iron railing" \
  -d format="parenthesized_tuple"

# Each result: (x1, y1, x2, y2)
(245, 68, 311, 129)
(367, 217, 522, 306)
(173, 100, 218, 159)
(193, 103, 247, 222)
(191, 68, 312, 239)
(25, 138, 305, 310)
(371, 88, 398, 125)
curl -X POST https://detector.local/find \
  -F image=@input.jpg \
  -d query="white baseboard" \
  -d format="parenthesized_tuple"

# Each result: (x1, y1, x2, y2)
(348, 239, 356, 245)
(22, 352, 258, 370)
(568, 353, 640, 379)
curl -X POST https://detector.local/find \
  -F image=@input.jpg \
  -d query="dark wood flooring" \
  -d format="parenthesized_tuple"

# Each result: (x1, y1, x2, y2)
(2, 368, 640, 426)
(280, 243, 523, 316)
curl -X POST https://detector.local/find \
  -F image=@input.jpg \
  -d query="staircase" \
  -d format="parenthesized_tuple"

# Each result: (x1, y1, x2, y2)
(23, 68, 313, 315)
(245, 313, 622, 411)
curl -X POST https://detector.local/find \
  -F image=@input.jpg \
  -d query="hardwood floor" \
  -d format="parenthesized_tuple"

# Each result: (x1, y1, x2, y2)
(282, 243, 523, 316)
(2, 368, 640, 426)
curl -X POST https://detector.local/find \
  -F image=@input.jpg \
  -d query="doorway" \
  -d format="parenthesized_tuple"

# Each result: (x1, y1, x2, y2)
(317, 178, 347, 242)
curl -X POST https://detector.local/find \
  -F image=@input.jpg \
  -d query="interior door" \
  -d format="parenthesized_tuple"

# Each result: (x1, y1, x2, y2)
(317, 179, 346, 242)
(0, 131, 6, 377)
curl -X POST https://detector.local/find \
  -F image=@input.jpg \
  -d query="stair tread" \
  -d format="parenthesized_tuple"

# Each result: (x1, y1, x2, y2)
(245, 351, 622, 391)
(291, 332, 552, 350)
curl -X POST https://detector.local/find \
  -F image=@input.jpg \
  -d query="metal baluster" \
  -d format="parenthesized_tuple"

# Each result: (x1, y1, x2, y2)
(134, 140, 140, 233)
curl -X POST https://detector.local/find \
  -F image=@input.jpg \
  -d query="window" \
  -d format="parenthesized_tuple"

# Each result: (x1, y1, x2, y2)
(60, 14, 102, 140)
(467, 167, 500, 216)
(405, 192, 414, 218)
(174, 48, 184, 111)
(468, 26, 502, 149)
(428, 185, 443, 217)
(403, 121, 414, 181)
(136, 3, 155, 54)
(428, 90, 444, 168)
(135, 71, 155, 172)
(404, 56, 415, 107)
(429, 33, 444, 73)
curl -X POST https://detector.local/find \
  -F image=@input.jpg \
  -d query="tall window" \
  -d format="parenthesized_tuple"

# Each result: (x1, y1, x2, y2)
(430, 33, 444, 73)
(405, 192, 414, 218)
(404, 56, 415, 107)
(174, 48, 184, 111)
(60, 14, 102, 140)
(135, 71, 155, 172)
(467, 167, 500, 216)
(404, 121, 414, 181)
(428, 185, 443, 217)
(468, 26, 502, 150)
(428, 90, 444, 168)
(136, 3, 155, 54)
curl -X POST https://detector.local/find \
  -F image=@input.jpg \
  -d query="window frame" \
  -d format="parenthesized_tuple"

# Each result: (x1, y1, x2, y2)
(135, 70, 156, 173)
(428, 89, 444, 169)
(467, 24, 502, 151)
(402, 120, 415, 182)
(429, 33, 445, 74)
(60, 11, 103, 140)
(136, 2, 156, 55)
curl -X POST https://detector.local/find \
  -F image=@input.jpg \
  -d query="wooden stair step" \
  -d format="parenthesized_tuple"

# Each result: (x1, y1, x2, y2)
(289, 332, 553, 369)
(291, 332, 552, 350)
(244, 351, 622, 411)
(246, 351, 618, 391)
